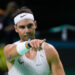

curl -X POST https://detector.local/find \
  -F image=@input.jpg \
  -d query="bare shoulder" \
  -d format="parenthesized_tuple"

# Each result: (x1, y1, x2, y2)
(44, 43, 59, 61)
(4, 43, 14, 52)
(45, 42, 58, 55)
(3, 43, 16, 56)
(4, 44, 11, 53)
(4, 44, 11, 50)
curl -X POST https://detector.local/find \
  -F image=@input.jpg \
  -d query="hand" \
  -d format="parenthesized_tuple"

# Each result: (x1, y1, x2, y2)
(29, 39, 46, 50)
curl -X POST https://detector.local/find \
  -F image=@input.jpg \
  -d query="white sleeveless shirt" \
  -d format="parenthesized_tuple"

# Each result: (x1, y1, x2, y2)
(8, 41, 51, 75)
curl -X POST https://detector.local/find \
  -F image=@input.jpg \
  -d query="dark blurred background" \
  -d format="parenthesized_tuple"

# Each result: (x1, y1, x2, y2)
(0, 0, 75, 75)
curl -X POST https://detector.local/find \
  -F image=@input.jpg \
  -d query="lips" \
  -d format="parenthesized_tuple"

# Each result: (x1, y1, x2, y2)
(24, 34, 31, 38)
(24, 33, 32, 36)
(24, 34, 27, 36)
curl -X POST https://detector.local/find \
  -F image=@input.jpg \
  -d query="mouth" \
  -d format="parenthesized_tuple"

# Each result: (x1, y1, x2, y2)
(24, 34, 31, 37)
(24, 34, 27, 36)
(23, 33, 34, 39)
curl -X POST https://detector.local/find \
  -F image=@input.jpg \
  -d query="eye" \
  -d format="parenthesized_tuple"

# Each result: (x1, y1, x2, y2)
(27, 23, 33, 29)
(19, 26, 25, 29)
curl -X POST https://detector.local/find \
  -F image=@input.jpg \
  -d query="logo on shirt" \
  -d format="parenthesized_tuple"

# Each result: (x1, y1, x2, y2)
(18, 59, 24, 64)
(36, 64, 42, 66)
(40, 54, 44, 57)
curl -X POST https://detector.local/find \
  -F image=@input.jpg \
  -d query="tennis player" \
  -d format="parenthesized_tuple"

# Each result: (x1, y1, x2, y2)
(4, 6, 65, 75)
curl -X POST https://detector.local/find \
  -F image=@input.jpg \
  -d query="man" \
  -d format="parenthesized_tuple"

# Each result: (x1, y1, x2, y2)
(4, 6, 65, 75)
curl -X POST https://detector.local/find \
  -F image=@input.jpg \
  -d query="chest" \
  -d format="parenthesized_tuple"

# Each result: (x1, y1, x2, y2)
(18, 51, 49, 71)
(13, 51, 51, 75)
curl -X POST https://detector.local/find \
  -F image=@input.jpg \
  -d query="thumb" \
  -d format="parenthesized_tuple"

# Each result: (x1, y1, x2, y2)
(40, 39, 46, 45)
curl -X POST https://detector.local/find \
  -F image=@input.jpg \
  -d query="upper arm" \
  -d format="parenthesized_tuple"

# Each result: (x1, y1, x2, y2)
(4, 44, 11, 58)
(51, 50, 65, 75)
(45, 44, 65, 75)
(4, 44, 19, 62)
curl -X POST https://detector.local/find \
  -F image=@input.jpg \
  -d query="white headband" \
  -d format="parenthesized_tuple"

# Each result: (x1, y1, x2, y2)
(14, 13, 34, 24)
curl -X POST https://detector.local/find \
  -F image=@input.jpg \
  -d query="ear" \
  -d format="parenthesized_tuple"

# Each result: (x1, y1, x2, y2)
(14, 25, 18, 33)
(34, 21, 37, 29)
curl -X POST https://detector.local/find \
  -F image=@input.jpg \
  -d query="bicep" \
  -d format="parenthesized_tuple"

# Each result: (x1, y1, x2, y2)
(50, 50, 65, 75)
(4, 44, 19, 62)
(51, 57, 65, 75)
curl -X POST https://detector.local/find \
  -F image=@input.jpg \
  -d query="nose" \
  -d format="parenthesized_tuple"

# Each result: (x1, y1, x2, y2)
(24, 27, 29, 33)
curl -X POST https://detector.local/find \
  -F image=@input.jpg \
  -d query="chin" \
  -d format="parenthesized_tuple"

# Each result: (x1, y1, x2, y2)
(24, 38, 29, 41)
(23, 36, 34, 41)
(23, 37, 30, 41)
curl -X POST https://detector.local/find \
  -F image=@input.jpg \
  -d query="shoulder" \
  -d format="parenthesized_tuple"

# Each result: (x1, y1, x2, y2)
(4, 43, 16, 54)
(4, 44, 13, 53)
(44, 43, 59, 62)
(4, 44, 12, 51)
(44, 42, 58, 55)
(4, 41, 19, 51)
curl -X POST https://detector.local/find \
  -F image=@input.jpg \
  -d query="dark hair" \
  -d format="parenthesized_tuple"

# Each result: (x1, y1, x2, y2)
(12, 6, 33, 18)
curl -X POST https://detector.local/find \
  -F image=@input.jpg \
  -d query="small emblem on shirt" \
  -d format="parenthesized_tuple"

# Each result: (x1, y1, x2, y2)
(36, 64, 42, 66)
(18, 59, 24, 64)
(40, 54, 43, 57)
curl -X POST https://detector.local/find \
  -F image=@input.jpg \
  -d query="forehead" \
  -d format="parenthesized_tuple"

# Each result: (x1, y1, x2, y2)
(17, 19, 34, 26)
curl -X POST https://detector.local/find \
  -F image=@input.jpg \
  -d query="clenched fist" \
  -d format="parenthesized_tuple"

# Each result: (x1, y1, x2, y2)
(27, 39, 46, 50)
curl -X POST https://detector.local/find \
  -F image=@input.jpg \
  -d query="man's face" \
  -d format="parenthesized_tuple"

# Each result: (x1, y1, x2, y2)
(14, 19, 37, 41)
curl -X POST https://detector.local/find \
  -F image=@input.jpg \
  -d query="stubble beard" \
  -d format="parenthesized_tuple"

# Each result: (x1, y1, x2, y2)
(22, 34, 35, 41)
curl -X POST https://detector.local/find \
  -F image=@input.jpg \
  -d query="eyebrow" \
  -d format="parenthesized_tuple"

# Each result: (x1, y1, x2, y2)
(18, 23, 33, 28)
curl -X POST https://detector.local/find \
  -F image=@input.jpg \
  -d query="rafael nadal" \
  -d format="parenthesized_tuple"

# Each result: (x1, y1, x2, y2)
(4, 6, 65, 75)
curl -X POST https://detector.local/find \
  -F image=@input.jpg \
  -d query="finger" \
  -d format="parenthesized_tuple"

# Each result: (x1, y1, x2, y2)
(30, 40, 38, 49)
(37, 40, 40, 48)
(33, 40, 37, 48)
(29, 41, 34, 48)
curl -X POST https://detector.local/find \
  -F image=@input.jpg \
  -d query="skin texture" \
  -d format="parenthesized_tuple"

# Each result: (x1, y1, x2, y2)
(4, 19, 65, 75)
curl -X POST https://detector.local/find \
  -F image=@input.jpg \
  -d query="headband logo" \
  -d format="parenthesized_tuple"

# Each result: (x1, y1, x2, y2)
(20, 15, 26, 18)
